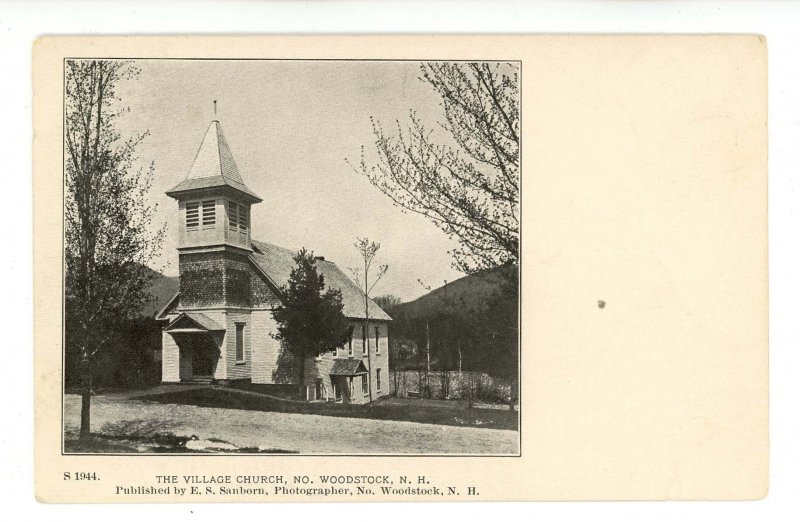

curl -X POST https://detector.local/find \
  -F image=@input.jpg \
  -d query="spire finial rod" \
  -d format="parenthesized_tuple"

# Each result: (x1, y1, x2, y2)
(213, 100, 217, 118)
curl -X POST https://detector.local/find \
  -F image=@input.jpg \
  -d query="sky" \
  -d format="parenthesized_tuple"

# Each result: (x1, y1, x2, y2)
(112, 59, 467, 302)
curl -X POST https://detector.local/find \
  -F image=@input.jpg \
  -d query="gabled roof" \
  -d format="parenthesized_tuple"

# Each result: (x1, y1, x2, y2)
(166, 121, 262, 203)
(155, 292, 180, 321)
(330, 359, 368, 376)
(250, 239, 392, 321)
(164, 312, 225, 333)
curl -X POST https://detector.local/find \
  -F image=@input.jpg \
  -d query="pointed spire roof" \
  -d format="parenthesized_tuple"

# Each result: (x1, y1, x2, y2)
(166, 120, 262, 202)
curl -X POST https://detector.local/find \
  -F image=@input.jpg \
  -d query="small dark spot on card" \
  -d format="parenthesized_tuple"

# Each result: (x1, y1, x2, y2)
(597, 300, 606, 309)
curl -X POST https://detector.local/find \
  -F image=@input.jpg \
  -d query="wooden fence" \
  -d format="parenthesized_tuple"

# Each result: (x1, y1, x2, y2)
(389, 369, 512, 403)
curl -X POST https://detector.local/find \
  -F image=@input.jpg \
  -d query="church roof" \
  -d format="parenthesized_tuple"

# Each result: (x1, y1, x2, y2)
(166, 121, 262, 203)
(249, 239, 392, 321)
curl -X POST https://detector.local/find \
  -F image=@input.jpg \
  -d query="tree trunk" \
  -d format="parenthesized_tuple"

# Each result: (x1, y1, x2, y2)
(365, 320, 373, 403)
(509, 375, 517, 412)
(467, 373, 475, 409)
(425, 321, 431, 399)
(297, 349, 306, 398)
(425, 321, 431, 373)
(79, 351, 92, 440)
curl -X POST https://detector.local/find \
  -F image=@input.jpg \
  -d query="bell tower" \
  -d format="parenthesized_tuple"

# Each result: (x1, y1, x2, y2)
(166, 120, 262, 309)
(166, 120, 261, 251)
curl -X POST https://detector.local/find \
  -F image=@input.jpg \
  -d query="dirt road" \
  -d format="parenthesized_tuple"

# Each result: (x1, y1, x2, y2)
(63, 393, 519, 455)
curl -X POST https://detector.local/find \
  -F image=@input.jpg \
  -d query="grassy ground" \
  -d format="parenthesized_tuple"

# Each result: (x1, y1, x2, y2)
(136, 386, 518, 431)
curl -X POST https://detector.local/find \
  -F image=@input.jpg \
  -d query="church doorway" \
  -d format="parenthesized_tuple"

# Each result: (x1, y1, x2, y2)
(191, 334, 218, 377)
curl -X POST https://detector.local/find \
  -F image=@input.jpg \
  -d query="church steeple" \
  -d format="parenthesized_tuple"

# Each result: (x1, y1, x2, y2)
(166, 120, 261, 252)
(166, 120, 261, 203)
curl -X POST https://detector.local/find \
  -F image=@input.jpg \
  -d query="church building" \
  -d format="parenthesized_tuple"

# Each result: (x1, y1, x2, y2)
(155, 120, 391, 404)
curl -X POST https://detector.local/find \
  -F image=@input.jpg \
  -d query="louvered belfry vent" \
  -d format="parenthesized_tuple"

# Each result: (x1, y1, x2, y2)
(186, 202, 199, 229)
(202, 200, 216, 226)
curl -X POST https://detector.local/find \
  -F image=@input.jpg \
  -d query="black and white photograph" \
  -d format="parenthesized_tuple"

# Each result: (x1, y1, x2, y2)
(62, 59, 521, 455)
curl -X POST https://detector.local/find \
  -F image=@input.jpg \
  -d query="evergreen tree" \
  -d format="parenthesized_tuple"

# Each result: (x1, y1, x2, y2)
(272, 249, 351, 395)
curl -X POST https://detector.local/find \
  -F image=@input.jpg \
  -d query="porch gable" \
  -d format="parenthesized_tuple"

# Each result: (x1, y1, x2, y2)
(164, 312, 225, 334)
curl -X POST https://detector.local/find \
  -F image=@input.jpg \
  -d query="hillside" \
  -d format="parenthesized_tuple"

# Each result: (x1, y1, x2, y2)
(393, 264, 516, 320)
(140, 268, 179, 318)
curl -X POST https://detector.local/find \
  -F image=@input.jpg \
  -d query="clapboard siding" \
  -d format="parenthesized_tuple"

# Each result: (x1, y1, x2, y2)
(350, 321, 389, 400)
(162, 332, 181, 382)
(369, 323, 389, 398)
(251, 310, 284, 384)
(304, 351, 336, 400)
(225, 311, 252, 380)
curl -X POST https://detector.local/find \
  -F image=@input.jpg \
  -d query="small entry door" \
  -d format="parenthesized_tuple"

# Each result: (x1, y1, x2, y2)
(193, 350, 214, 376)
(191, 336, 217, 376)
(314, 379, 323, 400)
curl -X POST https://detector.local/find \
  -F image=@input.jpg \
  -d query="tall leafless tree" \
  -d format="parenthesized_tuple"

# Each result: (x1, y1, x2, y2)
(349, 237, 388, 403)
(354, 62, 519, 275)
(64, 60, 165, 440)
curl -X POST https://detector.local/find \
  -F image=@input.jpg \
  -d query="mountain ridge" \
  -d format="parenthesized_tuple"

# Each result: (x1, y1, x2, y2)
(140, 266, 179, 318)
(392, 264, 516, 320)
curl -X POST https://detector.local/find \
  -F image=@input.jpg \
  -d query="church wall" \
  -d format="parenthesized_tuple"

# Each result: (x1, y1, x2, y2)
(304, 351, 336, 400)
(250, 310, 295, 384)
(366, 322, 390, 400)
(162, 332, 181, 382)
(224, 311, 252, 381)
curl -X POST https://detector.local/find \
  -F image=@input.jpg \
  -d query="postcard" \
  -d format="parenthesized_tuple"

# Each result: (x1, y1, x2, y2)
(33, 35, 767, 502)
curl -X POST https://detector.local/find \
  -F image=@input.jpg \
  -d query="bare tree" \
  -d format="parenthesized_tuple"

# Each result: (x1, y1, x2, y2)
(64, 60, 165, 440)
(354, 62, 519, 274)
(349, 237, 388, 403)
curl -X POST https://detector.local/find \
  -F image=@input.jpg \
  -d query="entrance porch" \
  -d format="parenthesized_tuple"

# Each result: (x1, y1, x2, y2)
(162, 312, 226, 383)
(324, 359, 370, 404)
